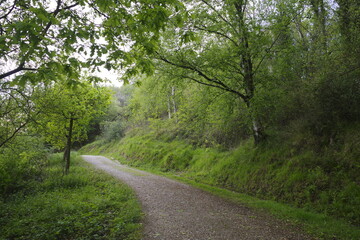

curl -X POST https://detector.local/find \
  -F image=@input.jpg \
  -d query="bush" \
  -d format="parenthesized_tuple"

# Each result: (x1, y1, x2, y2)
(0, 136, 48, 198)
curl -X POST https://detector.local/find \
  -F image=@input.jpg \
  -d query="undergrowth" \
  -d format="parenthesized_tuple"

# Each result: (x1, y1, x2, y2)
(0, 152, 142, 240)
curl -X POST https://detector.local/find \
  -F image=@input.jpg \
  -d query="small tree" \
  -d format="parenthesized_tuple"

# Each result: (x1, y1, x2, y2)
(36, 79, 110, 174)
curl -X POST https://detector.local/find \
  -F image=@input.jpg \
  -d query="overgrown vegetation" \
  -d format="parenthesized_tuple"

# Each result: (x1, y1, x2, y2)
(82, 130, 360, 239)
(80, 1, 360, 234)
(0, 137, 48, 198)
(1, 0, 359, 239)
(0, 152, 142, 240)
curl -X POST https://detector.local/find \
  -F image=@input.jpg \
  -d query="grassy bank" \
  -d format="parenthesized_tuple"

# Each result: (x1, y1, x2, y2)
(81, 132, 360, 239)
(0, 153, 142, 240)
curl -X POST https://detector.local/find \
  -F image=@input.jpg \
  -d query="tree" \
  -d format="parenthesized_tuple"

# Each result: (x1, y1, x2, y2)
(0, 0, 187, 151)
(0, 0, 184, 84)
(154, 0, 292, 144)
(35, 79, 111, 174)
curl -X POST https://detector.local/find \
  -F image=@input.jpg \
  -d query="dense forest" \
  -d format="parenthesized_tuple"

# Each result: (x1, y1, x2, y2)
(1, 0, 359, 239)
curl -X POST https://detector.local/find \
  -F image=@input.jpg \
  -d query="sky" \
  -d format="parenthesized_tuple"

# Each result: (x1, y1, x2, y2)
(93, 67, 123, 88)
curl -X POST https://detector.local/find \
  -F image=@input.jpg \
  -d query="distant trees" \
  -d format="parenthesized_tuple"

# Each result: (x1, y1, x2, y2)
(100, 85, 134, 142)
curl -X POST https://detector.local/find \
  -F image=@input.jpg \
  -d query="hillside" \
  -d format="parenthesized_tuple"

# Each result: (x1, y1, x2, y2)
(81, 124, 360, 239)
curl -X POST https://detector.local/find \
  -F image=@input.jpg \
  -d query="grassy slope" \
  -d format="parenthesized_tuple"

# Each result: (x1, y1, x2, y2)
(0, 153, 142, 240)
(81, 131, 360, 240)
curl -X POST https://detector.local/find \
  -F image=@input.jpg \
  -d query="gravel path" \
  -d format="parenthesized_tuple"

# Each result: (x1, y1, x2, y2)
(82, 155, 312, 240)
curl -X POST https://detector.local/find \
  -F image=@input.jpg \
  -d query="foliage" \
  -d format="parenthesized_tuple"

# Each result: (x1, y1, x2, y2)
(0, 153, 142, 240)
(101, 120, 126, 143)
(0, 0, 185, 84)
(35, 80, 111, 150)
(153, 0, 284, 143)
(0, 136, 48, 199)
(0, 81, 39, 148)
(31, 79, 111, 173)
(125, 0, 359, 145)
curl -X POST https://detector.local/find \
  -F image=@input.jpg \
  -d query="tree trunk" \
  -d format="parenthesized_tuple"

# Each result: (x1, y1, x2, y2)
(167, 97, 172, 119)
(310, 0, 327, 50)
(245, 100, 266, 145)
(234, 1, 266, 144)
(251, 118, 266, 145)
(167, 86, 177, 121)
(171, 87, 178, 123)
(63, 117, 74, 175)
(171, 87, 177, 115)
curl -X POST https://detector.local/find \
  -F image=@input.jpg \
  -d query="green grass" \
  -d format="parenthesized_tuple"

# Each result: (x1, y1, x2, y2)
(0, 152, 142, 240)
(81, 134, 360, 240)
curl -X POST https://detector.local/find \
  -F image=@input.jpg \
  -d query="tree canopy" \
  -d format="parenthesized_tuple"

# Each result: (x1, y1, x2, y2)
(0, 0, 184, 84)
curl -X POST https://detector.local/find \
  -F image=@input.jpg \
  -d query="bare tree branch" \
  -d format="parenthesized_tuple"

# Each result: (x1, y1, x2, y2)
(0, 64, 38, 79)
(253, 32, 282, 75)
(182, 75, 246, 100)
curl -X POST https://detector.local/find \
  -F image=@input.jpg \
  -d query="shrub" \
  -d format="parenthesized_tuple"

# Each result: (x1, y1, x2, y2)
(0, 136, 48, 198)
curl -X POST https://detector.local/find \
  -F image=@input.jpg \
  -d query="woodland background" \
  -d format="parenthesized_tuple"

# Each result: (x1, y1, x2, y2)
(1, 0, 359, 239)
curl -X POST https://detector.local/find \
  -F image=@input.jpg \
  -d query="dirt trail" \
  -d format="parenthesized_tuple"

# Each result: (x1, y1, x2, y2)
(82, 155, 312, 240)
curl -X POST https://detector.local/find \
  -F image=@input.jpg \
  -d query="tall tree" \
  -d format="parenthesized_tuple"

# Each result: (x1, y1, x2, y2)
(154, 0, 292, 144)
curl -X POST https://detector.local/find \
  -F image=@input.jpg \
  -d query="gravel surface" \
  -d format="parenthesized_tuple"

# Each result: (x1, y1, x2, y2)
(82, 155, 312, 240)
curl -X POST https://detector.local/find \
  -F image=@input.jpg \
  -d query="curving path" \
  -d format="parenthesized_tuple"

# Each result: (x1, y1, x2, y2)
(82, 155, 312, 240)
